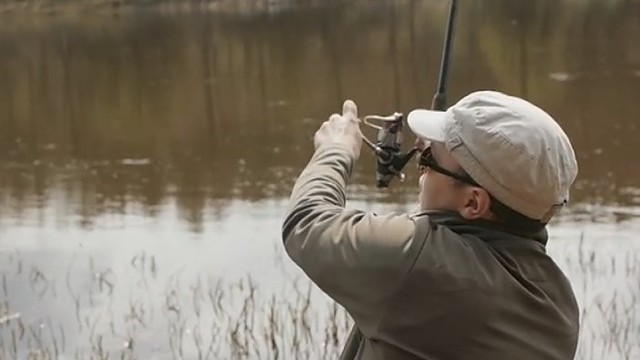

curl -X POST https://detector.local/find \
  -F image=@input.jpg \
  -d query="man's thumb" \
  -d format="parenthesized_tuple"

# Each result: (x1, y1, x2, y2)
(342, 99, 358, 122)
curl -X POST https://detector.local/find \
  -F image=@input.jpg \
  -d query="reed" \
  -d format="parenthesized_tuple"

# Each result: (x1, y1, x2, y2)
(0, 240, 638, 359)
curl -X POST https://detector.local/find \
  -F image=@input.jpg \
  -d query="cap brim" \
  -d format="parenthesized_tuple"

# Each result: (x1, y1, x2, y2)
(407, 109, 448, 142)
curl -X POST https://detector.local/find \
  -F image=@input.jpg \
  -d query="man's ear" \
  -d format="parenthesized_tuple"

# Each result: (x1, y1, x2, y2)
(458, 187, 493, 220)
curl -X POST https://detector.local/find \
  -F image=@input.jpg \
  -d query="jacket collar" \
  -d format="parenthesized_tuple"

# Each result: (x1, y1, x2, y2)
(413, 210, 548, 246)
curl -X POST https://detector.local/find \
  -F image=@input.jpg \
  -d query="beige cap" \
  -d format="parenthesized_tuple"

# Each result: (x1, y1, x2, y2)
(407, 90, 578, 222)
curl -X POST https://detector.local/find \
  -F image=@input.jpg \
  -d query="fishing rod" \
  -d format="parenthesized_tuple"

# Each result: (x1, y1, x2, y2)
(432, 0, 457, 111)
(361, 0, 458, 188)
(342, 3, 459, 359)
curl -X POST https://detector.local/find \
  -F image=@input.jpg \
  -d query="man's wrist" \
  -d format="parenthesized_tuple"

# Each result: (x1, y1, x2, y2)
(312, 142, 358, 175)
(314, 142, 358, 161)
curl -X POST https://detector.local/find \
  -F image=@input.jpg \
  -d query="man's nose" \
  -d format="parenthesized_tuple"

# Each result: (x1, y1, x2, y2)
(414, 137, 430, 151)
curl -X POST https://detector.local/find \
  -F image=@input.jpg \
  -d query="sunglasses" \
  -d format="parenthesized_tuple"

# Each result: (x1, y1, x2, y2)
(418, 147, 479, 186)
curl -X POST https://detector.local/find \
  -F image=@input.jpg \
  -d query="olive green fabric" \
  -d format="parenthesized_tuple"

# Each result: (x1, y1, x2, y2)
(282, 144, 579, 360)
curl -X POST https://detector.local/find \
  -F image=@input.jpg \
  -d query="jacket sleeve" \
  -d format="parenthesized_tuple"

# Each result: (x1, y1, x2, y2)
(282, 143, 429, 332)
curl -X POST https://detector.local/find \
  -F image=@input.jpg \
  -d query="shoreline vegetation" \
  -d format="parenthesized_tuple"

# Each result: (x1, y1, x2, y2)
(0, 0, 346, 16)
(0, 239, 639, 359)
(1, 0, 633, 16)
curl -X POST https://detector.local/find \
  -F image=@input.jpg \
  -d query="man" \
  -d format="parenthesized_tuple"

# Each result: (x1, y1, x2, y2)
(282, 91, 579, 359)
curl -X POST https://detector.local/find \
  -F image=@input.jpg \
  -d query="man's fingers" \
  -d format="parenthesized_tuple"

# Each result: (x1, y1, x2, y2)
(329, 113, 342, 123)
(342, 100, 358, 122)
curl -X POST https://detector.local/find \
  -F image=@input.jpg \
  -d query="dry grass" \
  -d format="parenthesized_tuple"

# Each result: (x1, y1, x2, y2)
(0, 251, 353, 359)
(0, 0, 343, 16)
(0, 240, 638, 359)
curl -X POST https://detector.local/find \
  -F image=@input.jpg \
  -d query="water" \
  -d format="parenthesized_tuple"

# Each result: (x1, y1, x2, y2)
(0, 0, 639, 359)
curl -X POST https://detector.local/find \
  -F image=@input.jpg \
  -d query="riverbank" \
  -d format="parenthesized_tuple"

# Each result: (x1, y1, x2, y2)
(0, 0, 348, 16)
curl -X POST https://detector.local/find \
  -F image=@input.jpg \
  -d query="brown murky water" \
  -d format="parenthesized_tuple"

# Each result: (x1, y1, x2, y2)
(0, 0, 639, 359)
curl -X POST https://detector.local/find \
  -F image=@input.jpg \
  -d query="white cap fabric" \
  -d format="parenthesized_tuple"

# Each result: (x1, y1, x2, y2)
(407, 90, 578, 222)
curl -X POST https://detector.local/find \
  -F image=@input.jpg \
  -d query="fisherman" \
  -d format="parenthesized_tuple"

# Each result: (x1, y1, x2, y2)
(282, 91, 580, 359)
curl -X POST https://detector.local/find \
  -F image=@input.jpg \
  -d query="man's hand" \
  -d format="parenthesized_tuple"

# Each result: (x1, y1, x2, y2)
(314, 100, 363, 160)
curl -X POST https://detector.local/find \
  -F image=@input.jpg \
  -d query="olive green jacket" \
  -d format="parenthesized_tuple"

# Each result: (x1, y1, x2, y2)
(282, 144, 579, 360)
